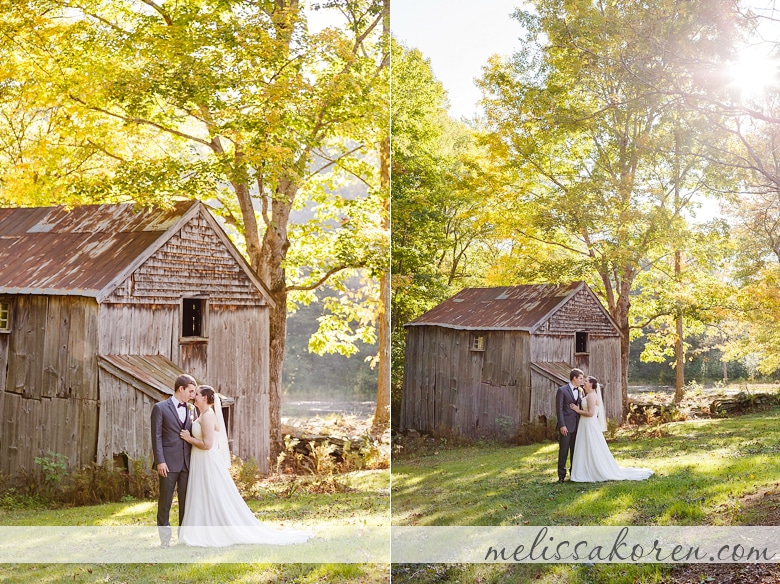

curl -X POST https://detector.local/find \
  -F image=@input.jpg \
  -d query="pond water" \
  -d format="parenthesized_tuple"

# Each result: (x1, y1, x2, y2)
(281, 399, 376, 418)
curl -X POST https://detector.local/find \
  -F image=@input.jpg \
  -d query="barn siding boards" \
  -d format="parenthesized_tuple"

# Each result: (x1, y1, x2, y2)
(530, 369, 559, 423)
(207, 305, 270, 472)
(180, 341, 208, 383)
(2, 392, 20, 475)
(531, 334, 574, 363)
(399, 327, 418, 431)
(98, 305, 177, 357)
(588, 336, 622, 420)
(0, 329, 8, 427)
(0, 393, 97, 475)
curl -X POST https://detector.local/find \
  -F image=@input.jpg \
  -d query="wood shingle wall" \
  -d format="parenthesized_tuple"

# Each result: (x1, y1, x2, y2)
(104, 214, 266, 306)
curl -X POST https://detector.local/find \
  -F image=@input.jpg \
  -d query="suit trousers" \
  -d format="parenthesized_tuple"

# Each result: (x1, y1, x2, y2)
(557, 430, 577, 480)
(157, 469, 189, 544)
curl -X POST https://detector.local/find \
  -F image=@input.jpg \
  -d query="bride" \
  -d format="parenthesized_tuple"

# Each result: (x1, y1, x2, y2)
(569, 376, 653, 482)
(178, 385, 312, 546)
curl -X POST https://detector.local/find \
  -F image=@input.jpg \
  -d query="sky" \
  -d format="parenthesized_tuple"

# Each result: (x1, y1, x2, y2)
(391, 0, 524, 120)
(392, 0, 780, 120)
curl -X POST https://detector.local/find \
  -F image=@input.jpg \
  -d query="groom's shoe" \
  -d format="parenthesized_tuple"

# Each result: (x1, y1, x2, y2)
(557, 478, 565, 483)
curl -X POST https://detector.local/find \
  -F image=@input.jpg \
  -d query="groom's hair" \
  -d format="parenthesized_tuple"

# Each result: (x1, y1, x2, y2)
(174, 374, 197, 392)
(569, 368, 584, 381)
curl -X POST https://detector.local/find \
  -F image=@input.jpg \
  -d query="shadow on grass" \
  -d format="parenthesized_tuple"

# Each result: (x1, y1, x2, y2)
(392, 409, 780, 527)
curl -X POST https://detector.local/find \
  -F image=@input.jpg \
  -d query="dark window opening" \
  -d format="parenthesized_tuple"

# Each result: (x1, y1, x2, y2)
(113, 453, 129, 473)
(575, 331, 588, 354)
(182, 298, 205, 337)
(470, 334, 485, 351)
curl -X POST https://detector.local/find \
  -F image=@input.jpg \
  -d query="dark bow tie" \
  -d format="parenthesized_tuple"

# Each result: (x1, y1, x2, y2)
(177, 402, 187, 408)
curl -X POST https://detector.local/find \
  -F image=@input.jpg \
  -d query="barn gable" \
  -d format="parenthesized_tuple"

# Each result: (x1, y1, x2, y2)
(532, 284, 619, 336)
(102, 206, 271, 306)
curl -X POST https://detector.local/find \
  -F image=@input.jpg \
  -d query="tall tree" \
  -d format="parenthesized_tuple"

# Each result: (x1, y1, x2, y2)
(390, 40, 502, 423)
(0, 0, 388, 460)
(479, 0, 742, 414)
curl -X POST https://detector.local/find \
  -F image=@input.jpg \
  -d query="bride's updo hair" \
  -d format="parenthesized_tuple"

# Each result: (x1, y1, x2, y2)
(198, 385, 215, 405)
(587, 376, 599, 388)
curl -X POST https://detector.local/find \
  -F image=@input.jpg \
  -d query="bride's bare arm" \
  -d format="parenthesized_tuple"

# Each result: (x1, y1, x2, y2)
(179, 411, 215, 450)
(570, 394, 597, 417)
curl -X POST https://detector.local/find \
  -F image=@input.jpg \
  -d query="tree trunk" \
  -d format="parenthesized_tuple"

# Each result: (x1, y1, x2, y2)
(257, 177, 297, 464)
(371, 0, 391, 436)
(372, 269, 391, 433)
(674, 306, 685, 403)
(614, 280, 632, 420)
(372, 133, 391, 434)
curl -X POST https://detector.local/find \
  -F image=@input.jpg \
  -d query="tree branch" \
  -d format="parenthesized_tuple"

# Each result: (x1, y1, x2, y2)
(286, 265, 353, 292)
(139, 0, 173, 26)
(308, 144, 368, 184)
(68, 95, 213, 148)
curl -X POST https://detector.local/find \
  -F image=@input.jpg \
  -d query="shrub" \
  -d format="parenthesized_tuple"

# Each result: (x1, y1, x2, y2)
(4, 454, 160, 507)
(33, 451, 68, 498)
(231, 457, 260, 498)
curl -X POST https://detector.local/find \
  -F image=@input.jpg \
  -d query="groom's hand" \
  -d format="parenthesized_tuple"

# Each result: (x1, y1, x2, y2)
(560, 426, 568, 436)
(157, 462, 169, 478)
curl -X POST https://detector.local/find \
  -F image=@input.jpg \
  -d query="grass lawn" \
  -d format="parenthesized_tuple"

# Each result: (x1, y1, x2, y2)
(0, 470, 390, 584)
(391, 408, 780, 583)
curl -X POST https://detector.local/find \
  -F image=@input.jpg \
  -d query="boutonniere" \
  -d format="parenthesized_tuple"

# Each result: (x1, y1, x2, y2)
(187, 403, 195, 419)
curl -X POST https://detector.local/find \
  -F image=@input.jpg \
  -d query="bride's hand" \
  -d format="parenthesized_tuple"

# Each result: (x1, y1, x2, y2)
(569, 403, 578, 412)
(179, 429, 191, 442)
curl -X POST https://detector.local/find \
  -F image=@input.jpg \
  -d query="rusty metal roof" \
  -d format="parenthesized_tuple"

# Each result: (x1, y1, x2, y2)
(0, 200, 274, 306)
(406, 282, 586, 331)
(98, 354, 234, 404)
(0, 201, 196, 297)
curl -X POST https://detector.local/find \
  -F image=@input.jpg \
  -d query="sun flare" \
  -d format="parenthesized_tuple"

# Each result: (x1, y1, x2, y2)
(725, 45, 780, 98)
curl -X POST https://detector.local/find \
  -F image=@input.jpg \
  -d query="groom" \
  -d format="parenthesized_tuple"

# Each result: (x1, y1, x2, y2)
(556, 368, 584, 483)
(151, 373, 197, 547)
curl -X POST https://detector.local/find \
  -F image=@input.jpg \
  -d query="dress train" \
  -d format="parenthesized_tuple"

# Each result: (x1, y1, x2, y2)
(570, 397, 653, 482)
(180, 417, 312, 547)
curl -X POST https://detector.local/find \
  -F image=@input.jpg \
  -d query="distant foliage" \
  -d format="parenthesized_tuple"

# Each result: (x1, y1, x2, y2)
(284, 298, 377, 399)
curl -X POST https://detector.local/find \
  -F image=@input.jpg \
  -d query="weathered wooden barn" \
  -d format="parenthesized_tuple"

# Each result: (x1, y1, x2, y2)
(0, 200, 275, 475)
(400, 282, 622, 439)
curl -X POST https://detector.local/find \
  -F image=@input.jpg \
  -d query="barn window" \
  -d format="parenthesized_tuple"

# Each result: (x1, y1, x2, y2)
(182, 297, 208, 338)
(470, 334, 485, 351)
(575, 331, 588, 354)
(0, 301, 10, 333)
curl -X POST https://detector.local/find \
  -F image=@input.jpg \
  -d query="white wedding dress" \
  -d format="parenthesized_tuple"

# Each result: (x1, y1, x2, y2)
(570, 395, 654, 482)
(179, 412, 312, 547)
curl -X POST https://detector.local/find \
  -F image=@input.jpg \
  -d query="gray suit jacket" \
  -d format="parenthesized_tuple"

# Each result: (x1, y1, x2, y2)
(556, 383, 581, 432)
(151, 398, 193, 472)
